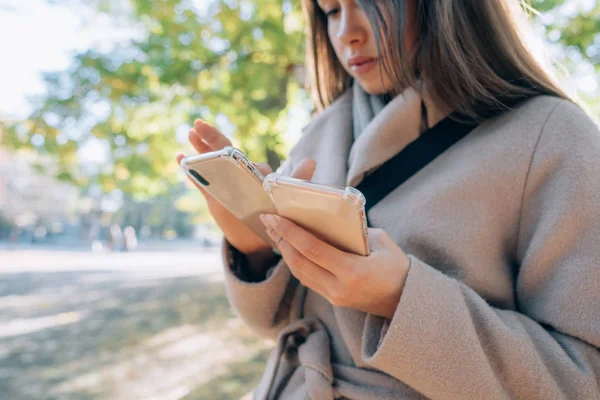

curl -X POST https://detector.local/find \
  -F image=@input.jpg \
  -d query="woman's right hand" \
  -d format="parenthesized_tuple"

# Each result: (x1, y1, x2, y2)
(176, 119, 316, 257)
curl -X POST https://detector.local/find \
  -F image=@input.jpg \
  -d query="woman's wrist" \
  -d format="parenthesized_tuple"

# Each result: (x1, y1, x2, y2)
(239, 245, 281, 282)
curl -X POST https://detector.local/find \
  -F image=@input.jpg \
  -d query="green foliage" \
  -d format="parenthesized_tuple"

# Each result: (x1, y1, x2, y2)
(550, 3, 600, 67)
(3, 0, 306, 199)
(532, 0, 599, 61)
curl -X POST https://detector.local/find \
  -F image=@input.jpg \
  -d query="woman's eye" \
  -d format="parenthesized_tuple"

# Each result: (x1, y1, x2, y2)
(325, 8, 339, 17)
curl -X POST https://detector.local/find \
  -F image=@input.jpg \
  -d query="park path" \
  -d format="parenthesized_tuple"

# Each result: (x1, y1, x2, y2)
(0, 249, 272, 399)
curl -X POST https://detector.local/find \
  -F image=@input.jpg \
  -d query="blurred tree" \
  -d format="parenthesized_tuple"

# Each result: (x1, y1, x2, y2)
(2, 0, 307, 200)
(532, 0, 599, 56)
(1, 0, 598, 201)
(531, 0, 600, 112)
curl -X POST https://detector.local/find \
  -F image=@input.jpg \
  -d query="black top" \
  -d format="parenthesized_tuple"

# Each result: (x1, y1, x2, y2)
(355, 114, 479, 217)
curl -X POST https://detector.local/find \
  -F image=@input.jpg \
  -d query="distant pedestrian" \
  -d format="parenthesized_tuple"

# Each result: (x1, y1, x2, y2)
(123, 226, 138, 252)
(107, 224, 123, 252)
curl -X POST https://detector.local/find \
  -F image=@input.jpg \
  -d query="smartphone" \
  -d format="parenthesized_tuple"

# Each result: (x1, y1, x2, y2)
(263, 174, 370, 256)
(180, 147, 278, 249)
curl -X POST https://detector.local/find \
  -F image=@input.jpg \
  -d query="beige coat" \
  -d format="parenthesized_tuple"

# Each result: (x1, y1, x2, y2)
(221, 88, 600, 399)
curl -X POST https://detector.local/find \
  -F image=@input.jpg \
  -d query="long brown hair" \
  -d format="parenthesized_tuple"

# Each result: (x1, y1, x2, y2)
(301, 0, 571, 119)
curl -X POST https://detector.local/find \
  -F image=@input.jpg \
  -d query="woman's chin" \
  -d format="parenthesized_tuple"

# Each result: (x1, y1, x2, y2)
(357, 78, 394, 96)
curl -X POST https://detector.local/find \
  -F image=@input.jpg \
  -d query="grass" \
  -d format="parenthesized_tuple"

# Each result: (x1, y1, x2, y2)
(0, 269, 273, 400)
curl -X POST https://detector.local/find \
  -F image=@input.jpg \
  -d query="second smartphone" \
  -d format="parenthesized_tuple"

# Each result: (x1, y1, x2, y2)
(263, 174, 370, 256)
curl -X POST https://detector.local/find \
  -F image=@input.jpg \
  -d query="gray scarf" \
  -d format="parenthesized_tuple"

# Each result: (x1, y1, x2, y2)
(352, 80, 431, 142)
(351, 80, 388, 141)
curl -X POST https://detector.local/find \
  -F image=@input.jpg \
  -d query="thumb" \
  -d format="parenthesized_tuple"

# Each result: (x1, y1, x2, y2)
(291, 158, 317, 181)
(253, 162, 273, 176)
(367, 228, 393, 252)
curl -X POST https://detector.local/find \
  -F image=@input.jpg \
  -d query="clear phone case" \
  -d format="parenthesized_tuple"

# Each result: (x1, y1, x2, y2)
(182, 146, 266, 183)
(263, 174, 370, 256)
(180, 147, 278, 250)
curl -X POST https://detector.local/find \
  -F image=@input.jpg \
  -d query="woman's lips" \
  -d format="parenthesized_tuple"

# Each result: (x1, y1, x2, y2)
(350, 58, 377, 75)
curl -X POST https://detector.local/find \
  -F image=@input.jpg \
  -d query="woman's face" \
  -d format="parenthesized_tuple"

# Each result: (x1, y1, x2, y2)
(317, 0, 417, 95)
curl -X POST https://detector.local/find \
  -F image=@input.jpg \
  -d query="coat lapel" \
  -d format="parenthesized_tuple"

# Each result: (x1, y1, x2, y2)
(346, 88, 452, 187)
(291, 86, 451, 189)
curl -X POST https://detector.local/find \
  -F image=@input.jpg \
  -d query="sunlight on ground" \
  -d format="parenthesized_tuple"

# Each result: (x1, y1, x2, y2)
(51, 320, 272, 400)
(0, 311, 84, 338)
(0, 251, 273, 400)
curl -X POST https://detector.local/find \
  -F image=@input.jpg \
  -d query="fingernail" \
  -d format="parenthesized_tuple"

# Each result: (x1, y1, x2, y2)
(195, 119, 213, 130)
(265, 226, 276, 241)
(262, 214, 278, 229)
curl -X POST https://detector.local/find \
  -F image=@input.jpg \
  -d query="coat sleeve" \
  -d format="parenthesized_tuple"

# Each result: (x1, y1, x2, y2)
(221, 158, 302, 341)
(361, 100, 600, 399)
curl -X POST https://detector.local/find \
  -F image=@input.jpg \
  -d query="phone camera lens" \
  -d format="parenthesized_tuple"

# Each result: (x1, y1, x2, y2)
(189, 169, 210, 186)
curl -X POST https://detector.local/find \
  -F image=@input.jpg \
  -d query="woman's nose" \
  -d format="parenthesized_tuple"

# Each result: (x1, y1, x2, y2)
(336, 10, 366, 46)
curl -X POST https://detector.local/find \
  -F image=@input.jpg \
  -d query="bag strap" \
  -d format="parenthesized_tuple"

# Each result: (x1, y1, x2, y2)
(355, 116, 478, 224)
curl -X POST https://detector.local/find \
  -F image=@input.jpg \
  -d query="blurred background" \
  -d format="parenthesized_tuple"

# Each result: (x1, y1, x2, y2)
(0, 0, 598, 399)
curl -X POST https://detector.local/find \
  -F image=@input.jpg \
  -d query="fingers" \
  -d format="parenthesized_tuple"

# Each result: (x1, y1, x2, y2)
(176, 153, 185, 165)
(188, 128, 211, 154)
(253, 162, 273, 176)
(367, 228, 394, 252)
(194, 119, 232, 150)
(261, 214, 349, 276)
(277, 237, 337, 293)
(262, 220, 337, 295)
(291, 158, 317, 181)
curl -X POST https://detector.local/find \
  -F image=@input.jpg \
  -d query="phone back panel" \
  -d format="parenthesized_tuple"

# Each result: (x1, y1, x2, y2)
(264, 175, 369, 256)
(181, 148, 277, 248)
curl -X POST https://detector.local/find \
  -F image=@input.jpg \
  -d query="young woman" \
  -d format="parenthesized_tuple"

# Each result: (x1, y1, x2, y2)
(178, 0, 600, 398)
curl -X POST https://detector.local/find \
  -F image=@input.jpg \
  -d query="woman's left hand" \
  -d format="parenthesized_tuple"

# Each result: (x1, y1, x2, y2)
(260, 214, 411, 319)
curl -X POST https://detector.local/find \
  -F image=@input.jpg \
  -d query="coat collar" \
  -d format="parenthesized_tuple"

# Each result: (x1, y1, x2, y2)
(346, 87, 452, 187)
(297, 86, 452, 188)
